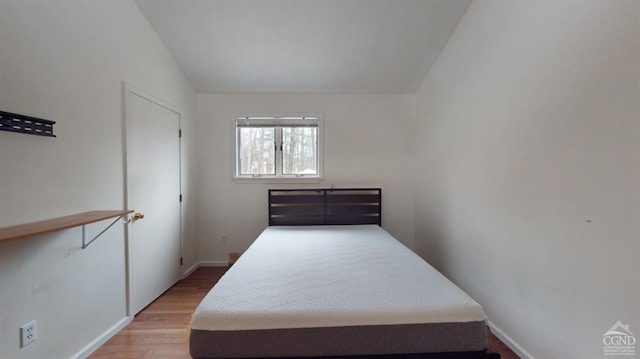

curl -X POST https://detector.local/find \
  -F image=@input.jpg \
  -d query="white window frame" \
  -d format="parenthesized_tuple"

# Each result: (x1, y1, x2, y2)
(232, 114, 324, 183)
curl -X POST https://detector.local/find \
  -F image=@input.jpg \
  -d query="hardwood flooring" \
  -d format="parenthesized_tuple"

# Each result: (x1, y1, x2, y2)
(89, 267, 520, 359)
(89, 267, 225, 359)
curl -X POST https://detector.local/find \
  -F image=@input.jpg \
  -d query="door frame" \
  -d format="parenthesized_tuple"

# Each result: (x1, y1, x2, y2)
(122, 81, 183, 316)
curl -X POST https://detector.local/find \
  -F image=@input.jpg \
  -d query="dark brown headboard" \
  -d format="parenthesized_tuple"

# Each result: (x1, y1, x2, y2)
(268, 188, 382, 226)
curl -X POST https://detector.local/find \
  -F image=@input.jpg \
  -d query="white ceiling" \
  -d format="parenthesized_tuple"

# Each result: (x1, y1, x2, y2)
(134, 0, 471, 94)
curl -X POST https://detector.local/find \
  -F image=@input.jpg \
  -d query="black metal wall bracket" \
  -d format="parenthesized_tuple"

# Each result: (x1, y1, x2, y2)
(0, 110, 56, 137)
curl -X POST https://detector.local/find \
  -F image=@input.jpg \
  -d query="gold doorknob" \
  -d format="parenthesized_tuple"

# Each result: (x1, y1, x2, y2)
(133, 212, 145, 221)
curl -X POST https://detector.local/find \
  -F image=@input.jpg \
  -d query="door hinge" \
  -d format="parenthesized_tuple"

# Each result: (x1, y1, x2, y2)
(179, 194, 183, 202)
(180, 257, 183, 266)
(179, 129, 182, 138)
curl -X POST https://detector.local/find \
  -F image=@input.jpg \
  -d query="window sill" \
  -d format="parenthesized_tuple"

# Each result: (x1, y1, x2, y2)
(231, 177, 325, 184)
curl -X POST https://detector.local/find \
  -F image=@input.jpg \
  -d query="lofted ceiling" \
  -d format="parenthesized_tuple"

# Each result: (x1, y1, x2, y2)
(134, 0, 471, 94)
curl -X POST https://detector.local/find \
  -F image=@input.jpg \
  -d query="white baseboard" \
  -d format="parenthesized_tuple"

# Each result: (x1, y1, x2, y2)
(487, 319, 535, 359)
(198, 260, 229, 267)
(183, 260, 229, 278)
(73, 261, 227, 358)
(183, 261, 201, 278)
(71, 316, 132, 359)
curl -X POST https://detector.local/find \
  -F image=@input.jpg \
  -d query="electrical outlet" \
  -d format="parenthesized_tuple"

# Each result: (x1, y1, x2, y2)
(222, 234, 228, 244)
(20, 320, 36, 348)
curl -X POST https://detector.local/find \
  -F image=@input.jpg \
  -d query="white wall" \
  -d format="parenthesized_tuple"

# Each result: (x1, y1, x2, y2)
(196, 93, 416, 262)
(0, 1, 196, 358)
(413, 1, 639, 358)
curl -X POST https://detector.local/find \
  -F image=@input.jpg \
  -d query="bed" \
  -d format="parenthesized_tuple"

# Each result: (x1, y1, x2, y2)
(190, 188, 499, 358)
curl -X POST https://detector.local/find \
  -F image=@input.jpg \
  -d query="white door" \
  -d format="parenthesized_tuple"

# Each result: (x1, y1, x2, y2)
(126, 87, 182, 315)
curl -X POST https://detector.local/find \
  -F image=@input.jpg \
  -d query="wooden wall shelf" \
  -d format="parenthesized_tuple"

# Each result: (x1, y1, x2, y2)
(0, 210, 134, 247)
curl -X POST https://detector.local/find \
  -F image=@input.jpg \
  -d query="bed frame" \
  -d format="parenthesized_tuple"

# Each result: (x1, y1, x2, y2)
(261, 188, 500, 359)
(268, 188, 382, 226)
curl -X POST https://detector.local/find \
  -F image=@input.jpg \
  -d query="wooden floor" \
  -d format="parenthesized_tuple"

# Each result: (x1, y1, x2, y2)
(90, 267, 520, 359)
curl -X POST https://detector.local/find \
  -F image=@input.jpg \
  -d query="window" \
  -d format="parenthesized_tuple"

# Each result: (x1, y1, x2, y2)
(234, 115, 322, 181)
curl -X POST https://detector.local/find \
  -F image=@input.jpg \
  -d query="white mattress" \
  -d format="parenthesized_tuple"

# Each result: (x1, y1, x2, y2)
(191, 225, 485, 331)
